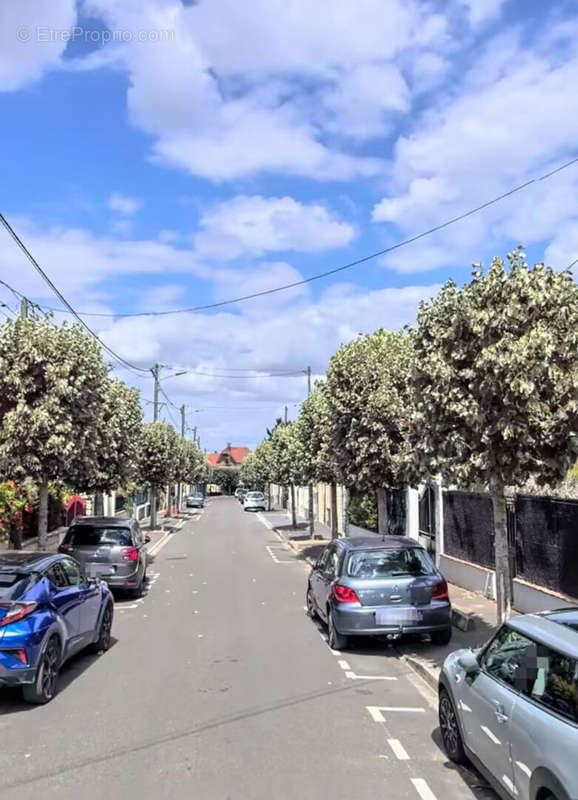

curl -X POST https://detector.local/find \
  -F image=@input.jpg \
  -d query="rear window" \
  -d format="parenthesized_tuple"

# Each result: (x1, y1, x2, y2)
(345, 547, 435, 579)
(246, 492, 264, 499)
(0, 572, 35, 600)
(65, 525, 133, 547)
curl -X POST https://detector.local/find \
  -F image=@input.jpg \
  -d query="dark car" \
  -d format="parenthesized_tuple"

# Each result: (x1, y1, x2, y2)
(0, 551, 113, 704)
(235, 488, 248, 503)
(306, 536, 451, 650)
(186, 492, 204, 509)
(59, 517, 149, 597)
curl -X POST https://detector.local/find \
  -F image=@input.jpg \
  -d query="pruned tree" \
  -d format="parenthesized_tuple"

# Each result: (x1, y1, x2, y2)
(413, 248, 578, 622)
(325, 328, 415, 534)
(137, 422, 180, 528)
(0, 315, 109, 545)
(211, 466, 239, 495)
(269, 421, 303, 528)
(296, 381, 340, 538)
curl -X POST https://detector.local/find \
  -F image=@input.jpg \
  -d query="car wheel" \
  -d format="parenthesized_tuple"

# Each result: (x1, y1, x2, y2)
(89, 601, 114, 653)
(328, 608, 348, 651)
(431, 626, 452, 646)
(130, 569, 146, 599)
(22, 636, 61, 705)
(439, 688, 467, 764)
(306, 586, 317, 619)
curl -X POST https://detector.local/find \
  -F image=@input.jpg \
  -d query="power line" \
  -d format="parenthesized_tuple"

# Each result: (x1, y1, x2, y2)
(0, 213, 151, 376)
(161, 367, 306, 379)
(31, 155, 578, 319)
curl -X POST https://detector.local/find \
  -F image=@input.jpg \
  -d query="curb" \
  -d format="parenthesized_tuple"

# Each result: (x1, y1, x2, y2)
(274, 526, 316, 566)
(401, 654, 439, 691)
(452, 607, 474, 632)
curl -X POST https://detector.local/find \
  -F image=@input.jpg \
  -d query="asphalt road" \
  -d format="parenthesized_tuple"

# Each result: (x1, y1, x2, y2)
(0, 496, 497, 799)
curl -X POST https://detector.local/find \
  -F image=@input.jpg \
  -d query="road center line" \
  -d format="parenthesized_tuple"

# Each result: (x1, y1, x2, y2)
(387, 739, 410, 760)
(411, 778, 438, 800)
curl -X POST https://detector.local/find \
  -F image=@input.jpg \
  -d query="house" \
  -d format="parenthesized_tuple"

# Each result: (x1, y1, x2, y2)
(206, 443, 251, 468)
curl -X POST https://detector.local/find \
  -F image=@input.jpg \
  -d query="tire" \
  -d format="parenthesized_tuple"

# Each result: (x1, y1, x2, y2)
(439, 687, 467, 764)
(328, 608, 348, 651)
(22, 636, 61, 705)
(89, 601, 114, 654)
(129, 569, 146, 599)
(431, 626, 452, 646)
(306, 586, 317, 619)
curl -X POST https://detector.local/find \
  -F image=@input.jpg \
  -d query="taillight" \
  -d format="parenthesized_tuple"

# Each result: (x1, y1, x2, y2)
(332, 584, 359, 603)
(121, 547, 139, 561)
(0, 602, 38, 627)
(431, 578, 449, 600)
(58, 544, 72, 554)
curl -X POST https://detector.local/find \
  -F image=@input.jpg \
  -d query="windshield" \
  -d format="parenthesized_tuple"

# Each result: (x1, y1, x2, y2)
(0, 572, 35, 600)
(345, 548, 435, 579)
(65, 525, 133, 547)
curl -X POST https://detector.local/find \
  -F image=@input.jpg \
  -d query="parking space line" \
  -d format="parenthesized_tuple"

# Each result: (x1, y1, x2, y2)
(265, 545, 293, 564)
(411, 778, 438, 800)
(366, 706, 426, 723)
(387, 739, 410, 760)
(338, 659, 351, 670)
(346, 673, 398, 681)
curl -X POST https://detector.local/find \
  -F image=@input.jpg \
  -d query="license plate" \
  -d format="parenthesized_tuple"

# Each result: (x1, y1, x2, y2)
(376, 608, 419, 626)
(86, 563, 114, 578)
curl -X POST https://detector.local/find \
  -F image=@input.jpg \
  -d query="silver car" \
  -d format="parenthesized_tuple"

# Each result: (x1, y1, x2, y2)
(59, 516, 149, 597)
(306, 536, 452, 650)
(186, 492, 204, 509)
(439, 608, 578, 800)
(243, 491, 266, 511)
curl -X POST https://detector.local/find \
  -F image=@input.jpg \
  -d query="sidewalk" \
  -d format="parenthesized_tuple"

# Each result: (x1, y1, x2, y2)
(261, 507, 500, 689)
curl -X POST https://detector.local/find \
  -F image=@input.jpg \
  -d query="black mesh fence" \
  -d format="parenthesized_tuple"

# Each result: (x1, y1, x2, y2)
(443, 490, 495, 569)
(515, 494, 578, 598)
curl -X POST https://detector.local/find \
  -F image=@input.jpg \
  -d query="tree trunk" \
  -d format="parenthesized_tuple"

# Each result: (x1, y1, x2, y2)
(150, 485, 157, 530)
(330, 483, 338, 540)
(38, 479, 49, 548)
(177, 482, 182, 513)
(94, 491, 104, 516)
(290, 483, 297, 529)
(308, 484, 315, 538)
(166, 484, 172, 517)
(9, 524, 22, 551)
(267, 483, 271, 512)
(376, 487, 388, 535)
(491, 483, 513, 624)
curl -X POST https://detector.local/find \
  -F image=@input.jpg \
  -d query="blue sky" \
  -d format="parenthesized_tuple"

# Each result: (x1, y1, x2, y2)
(1, 0, 577, 449)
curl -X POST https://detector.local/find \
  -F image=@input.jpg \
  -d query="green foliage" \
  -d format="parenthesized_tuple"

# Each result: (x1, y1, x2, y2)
(176, 439, 208, 484)
(346, 489, 378, 532)
(413, 248, 578, 489)
(211, 466, 239, 493)
(295, 381, 337, 484)
(268, 421, 304, 486)
(324, 328, 415, 491)
(239, 451, 264, 490)
(137, 422, 181, 486)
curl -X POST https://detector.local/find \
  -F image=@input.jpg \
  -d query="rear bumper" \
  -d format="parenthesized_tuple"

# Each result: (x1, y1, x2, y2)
(101, 565, 142, 589)
(244, 505, 266, 511)
(334, 602, 451, 636)
(0, 662, 36, 686)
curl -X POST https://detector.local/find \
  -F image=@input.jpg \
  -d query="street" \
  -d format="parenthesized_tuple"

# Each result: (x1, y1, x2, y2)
(1, 497, 496, 799)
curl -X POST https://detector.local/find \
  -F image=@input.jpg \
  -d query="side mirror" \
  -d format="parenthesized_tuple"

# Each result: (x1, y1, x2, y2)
(145, 535, 151, 544)
(458, 650, 480, 677)
(85, 576, 99, 587)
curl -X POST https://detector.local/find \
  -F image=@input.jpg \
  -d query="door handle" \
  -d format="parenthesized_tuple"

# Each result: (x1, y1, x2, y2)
(493, 702, 508, 724)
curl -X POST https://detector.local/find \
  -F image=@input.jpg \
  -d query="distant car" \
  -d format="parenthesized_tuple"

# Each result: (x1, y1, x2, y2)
(243, 491, 266, 512)
(235, 488, 247, 503)
(0, 551, 113, 704)
(186, 493, 204, 509)
(306, 536, 451, 651)
(58, 517, 149, 598)
(439, 608, 578, 800)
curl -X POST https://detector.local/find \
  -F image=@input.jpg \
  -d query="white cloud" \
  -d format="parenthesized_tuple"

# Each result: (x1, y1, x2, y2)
(0, 0, 77, 91)
(459, 0, 507, 26)
(108, 192, 141, 215)
(195, 196, 355, 260)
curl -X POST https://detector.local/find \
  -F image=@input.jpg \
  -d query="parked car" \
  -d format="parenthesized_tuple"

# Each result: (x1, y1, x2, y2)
(235, 488, 248, 503)
(243, 491, 266, 512)
(306, 536, 451, 650)
(186, 492, 204, 509)
(58, 516, 149, 598)
(0, 551, 113, 704)
(439, 608, 578, 800)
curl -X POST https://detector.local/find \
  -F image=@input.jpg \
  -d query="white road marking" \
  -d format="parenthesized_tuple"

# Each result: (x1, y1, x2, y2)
(346, 673, 398, 681)
(345, 671, 356, 679)
(338, 660, 351, 671)
(148, 532, 171, 556)
(265, 545, 293, 563)
(405, 672, 437, 710)
(366, 706, 426, 723)
(387, 739, 410, 760)
(118, 603, 139, 610)
(411, 778, 438, 800)
(480, 725, 501, 745)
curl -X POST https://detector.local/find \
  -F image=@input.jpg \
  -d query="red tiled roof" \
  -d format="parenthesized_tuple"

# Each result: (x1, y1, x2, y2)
(206, 452, 220, 467)
(228, 446, 250, 464)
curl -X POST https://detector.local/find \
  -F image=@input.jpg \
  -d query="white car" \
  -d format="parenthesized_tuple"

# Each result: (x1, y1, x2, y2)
(243, 491, 266, 512)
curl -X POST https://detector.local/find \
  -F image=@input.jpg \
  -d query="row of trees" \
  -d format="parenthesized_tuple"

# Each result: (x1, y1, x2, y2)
(250, 249, 578, 622)
(0, 314, 208, 545)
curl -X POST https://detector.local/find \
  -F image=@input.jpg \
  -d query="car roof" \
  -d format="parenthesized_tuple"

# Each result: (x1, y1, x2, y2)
(508, 611, 578, 659)
(0, 551, 64, 573)
(336, 535, 422, 550)
(71, 516, 133, 527)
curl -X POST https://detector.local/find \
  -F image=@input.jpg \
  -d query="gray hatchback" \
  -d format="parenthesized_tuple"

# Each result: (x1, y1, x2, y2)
(306, 536, 452, 650)
(439, 608, 578, 800)
(59, 516, 149, 597)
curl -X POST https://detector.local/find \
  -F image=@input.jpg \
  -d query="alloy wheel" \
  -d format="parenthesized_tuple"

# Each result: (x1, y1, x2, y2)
(39, 641, 59, 701)
(439, 694, 459, 756)
(101, 604, 113, 650)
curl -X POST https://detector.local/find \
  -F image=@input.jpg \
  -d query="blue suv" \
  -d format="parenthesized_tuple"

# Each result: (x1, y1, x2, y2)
(0, 551, 114, 704)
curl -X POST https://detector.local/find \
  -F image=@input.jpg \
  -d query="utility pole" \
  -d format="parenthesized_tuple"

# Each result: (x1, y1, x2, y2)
(178, 404, 186, 512)
(284, 405, 288, 424)
(306, 366, 315, 539)
(193, 425, 197, 444)
(150, 364, 160, 529)
(20, 298, 29, 318)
